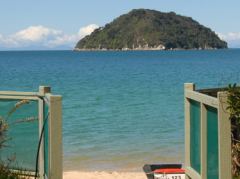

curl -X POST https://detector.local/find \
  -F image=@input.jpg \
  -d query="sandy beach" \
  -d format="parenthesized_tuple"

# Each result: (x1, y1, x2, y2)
(63, 171, 146, 179)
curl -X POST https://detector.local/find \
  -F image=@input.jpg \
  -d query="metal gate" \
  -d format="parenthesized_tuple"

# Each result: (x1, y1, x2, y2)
(0, 86, 62, 179)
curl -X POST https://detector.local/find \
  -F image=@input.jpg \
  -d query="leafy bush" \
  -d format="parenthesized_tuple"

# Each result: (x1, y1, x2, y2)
(227, 84, 240, 177)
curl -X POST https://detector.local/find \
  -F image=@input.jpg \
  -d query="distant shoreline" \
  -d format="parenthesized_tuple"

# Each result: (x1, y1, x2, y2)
(73, 47, 225, 52)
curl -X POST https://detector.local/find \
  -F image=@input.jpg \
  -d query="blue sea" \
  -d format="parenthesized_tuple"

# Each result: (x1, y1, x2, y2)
(0, 49, 240, 171)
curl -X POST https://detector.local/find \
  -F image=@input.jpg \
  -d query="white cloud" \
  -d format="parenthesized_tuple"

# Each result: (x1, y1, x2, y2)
(0, 24, 99, 49)
(78, 24, 99, 38)
(48, 24, 99, 47)
(217, 32, 240, 48)
(13, 26, 62, 42)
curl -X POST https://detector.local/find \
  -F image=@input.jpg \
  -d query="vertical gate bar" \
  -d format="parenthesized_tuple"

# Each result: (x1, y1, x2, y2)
(184, 83, 195, 179)
(38, 98, 44, 179)
(200, 103, 207, 179)
(39, 86, 51, 179)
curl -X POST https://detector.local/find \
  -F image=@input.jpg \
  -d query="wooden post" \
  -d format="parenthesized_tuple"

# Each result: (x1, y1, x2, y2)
(184, 83, 195, 179)
(48, 94, 62, 179)
(217, 92, 231, 179)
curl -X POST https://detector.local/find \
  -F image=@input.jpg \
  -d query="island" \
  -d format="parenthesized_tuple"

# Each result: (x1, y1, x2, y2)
(74, 9, 227, 51)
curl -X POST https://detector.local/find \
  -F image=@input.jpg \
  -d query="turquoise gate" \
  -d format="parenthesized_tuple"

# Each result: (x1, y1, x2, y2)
(0, 86, 62, 179)
(184, 83, 232, 179)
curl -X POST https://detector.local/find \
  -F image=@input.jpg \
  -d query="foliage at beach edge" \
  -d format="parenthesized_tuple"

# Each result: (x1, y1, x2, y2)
(227, 84, 240, 177)
(0, 100, 33, 179)
(0, 115, 24, 179)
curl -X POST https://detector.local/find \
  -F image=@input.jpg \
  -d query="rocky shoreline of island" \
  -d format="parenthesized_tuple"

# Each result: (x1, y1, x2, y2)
(73, 46, 220, 52)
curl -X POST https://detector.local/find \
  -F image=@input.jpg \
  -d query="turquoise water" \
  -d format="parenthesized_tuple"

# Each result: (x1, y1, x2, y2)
(0, 49, 240, 171)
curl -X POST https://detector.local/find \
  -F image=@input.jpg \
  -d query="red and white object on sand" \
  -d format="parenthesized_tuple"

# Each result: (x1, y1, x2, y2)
(153, 168, 185, 179)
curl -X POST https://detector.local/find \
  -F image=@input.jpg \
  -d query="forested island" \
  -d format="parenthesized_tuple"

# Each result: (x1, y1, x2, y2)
(75, 9, 227, 51)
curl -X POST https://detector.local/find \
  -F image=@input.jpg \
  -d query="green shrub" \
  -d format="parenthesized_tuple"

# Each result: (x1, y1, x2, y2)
(227, 84, 240, 177)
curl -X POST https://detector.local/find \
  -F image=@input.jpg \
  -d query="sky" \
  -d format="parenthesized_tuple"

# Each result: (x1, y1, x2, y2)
(0, 0, 240, 50)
